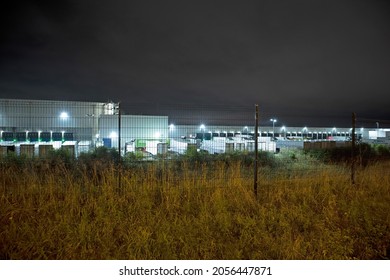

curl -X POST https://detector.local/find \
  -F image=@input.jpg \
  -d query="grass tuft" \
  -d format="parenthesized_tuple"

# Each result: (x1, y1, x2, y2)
(1, 155, 389, 259)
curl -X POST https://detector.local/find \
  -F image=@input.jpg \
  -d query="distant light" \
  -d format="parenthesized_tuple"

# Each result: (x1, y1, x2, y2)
(154, 132, 161, 138)
(110, 131, 118, 138)
(281, 126, 286, 131)
(53, 142, 62, 149)
(200, 124, 205, 130)
(169, 124, 175, 130)
(60, 112, 69, 120)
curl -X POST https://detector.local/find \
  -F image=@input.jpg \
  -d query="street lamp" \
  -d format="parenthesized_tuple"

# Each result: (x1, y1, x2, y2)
(332, 127, 337, 137)
(302, 127, 307, 140)
(270, 118, 277, 140)
(200, 124, 205, 140)
(376, 122, 380, 137)
(281, 126, 286, 139)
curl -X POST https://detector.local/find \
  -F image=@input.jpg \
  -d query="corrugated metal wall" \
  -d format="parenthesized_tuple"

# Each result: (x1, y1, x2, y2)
(99, 115, 169, 149)
(0, 99, 105, 142)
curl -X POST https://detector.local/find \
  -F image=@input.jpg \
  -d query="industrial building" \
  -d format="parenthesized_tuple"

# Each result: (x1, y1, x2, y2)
(0, 98, 168, 157)
(0, 98, 383, 157)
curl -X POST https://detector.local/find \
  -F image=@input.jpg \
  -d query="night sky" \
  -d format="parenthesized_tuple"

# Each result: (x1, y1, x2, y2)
(1, 0, 389, 127)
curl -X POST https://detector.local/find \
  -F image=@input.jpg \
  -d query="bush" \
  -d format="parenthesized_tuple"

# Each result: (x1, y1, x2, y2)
(124, 151, 144, 161)
(78, 146, 120, 164)
(47, 147, 74, 167)
(176, 149, 277, 168)
(0, 151, 29, 167)
(305, 143, 390, 165)
(374, 144, 390, 159)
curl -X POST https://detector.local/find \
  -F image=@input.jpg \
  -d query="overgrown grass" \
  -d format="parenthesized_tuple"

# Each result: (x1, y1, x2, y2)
(0, 151, 389, 259)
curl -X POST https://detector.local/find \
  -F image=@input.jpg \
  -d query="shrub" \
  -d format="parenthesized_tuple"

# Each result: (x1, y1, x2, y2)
(374, 144, 390, 159)
(305, 143, 390, 165)
(47, 147, 74, 167)
(78, 146, 120, 164)
(124, 151, 144, 162)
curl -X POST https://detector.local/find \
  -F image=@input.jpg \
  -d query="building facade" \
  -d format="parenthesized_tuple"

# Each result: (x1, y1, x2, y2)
(0, 98, 383, 157)
(0, 98, 168, 156)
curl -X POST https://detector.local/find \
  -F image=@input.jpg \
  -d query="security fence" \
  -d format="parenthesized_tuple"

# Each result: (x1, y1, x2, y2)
(1, 98, 390, 191)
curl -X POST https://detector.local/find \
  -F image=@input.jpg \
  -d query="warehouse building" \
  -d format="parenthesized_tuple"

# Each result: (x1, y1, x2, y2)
(0, 98, 168, 156)
(99, 114, 168, 155)
(0, 98, 378, 157)
(0, 98, 108, 142)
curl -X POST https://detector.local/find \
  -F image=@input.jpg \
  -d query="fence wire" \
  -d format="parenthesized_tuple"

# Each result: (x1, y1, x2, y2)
(1, 98, 389, 190)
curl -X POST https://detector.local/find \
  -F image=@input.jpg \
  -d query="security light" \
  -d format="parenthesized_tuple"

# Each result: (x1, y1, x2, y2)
(60, 112, 69, 120)
(110, 131, 118, 138)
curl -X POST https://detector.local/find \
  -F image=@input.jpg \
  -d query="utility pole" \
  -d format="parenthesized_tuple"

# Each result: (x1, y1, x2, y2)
(254, 104, 259, 197)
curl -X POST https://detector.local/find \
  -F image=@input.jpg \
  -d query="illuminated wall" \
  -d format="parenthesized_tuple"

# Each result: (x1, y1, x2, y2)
(98, 114, 169, 150)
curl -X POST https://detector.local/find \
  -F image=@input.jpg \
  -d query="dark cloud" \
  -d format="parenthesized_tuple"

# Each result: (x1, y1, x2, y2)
(0, 0, 389, 126)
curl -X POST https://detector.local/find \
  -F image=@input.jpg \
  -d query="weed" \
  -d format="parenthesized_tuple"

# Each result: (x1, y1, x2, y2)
(0, 155, 389, 260)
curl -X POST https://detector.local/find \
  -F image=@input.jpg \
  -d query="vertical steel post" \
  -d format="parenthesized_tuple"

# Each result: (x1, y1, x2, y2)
(254, 104, 259, 197)
(351, 112, 356, 185)
(118, 102, 121, 158)
(118, 102, 122, 190)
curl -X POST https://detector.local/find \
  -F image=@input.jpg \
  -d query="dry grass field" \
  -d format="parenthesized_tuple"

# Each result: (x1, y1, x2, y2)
(1, 150, 389, 260)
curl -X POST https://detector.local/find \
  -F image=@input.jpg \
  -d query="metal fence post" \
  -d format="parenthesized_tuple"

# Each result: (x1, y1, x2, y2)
(351, 112, 356, 185)
(254, 104, 259, 197)
(118, 102, 122, 191)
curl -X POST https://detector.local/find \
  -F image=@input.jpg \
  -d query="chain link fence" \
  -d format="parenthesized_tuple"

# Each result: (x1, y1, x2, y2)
(1, 98, 389, 190)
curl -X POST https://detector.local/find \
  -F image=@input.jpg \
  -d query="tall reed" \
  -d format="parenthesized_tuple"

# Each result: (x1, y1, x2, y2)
(1, 159, 389, 259)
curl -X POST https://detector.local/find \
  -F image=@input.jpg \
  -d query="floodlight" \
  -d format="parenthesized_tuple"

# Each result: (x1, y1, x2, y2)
(60, 112, 69, 120)
(110, 131, 118, 138)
